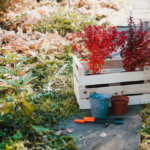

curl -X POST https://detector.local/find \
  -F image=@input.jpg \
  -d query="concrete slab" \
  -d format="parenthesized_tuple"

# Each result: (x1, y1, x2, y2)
(117, 0, 150, 26)
(58, 105, 142, 150)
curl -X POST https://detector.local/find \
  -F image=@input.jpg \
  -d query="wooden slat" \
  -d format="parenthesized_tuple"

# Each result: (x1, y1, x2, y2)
(73, 56, 84, 69)
(79, 94, 150, 109)
(73, 62, 79, 81)
(79, 70, 150, 86)
(74, 76, 80, 103)
(80, 83, 150, 98)
(81, 59, 123, 71)
(73, 56, 84, 76)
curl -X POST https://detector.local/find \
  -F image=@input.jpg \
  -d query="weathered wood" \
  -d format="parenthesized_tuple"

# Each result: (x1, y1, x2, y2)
(79, 94, 150, 109)
(73, 62, 79, 81)
(73, 56, 84, 76)
(81, 59, 123, 71)
(79, 70, 150, 86)
(73, 76, 80, 103)
(80, 83, 150, 99)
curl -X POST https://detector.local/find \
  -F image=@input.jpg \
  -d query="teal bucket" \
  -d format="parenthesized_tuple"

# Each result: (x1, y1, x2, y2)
(89, 92, 111, 118)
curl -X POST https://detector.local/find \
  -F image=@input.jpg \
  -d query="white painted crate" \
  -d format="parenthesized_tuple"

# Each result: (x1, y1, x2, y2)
(73, 56, 150, 109)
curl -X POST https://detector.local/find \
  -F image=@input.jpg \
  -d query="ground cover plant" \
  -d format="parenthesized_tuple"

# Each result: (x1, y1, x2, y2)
(0, 48, 82, 149)
(0, 23, 82, 149)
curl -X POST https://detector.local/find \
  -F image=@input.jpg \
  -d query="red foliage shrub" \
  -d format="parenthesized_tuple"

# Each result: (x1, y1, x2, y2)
(73, 23, 122, 74)
(120, 15, 150, 71)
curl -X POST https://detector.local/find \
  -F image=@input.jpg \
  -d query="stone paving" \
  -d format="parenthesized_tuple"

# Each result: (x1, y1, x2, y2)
(59, 105, 142, 150)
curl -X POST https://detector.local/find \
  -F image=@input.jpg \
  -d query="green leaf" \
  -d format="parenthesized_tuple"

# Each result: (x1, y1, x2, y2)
(0, 56, 4, 59)
(23, 72, 36, 85)
(16, 61, 23, 73)
(19, 100, 34, 116)
(69, 134, 82, 142)
(12, 78, 20, 88)
(31, 125, 50, 135)
(12, 131, 22, 140)
(0, 79, 11, 85)
(19, 75, 23, 82)
(68, 53, 73, 57)
(37, 56, 45, 63)
(23, 84, 33, 94)
(20, 56, 27, 60)
(2, 102, 12, 115)
(22, 72, 32, 84)
(6, 144, 12, 150)
(0, 66, 13, 75)
(11, 53, 17, 60)
(0, 85, 16, 91)
(0, 142, 5, 149)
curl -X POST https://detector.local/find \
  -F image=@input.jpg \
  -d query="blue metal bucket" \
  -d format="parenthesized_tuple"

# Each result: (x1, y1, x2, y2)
(89, 92, 111, 118)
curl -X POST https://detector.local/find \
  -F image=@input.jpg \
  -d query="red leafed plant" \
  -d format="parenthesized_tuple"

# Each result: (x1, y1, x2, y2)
(73, 23, 122, 74)
(120, 15, 150, 71)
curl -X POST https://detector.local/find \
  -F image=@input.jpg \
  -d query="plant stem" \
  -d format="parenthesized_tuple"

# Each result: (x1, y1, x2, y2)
(13, 106, 17, 131)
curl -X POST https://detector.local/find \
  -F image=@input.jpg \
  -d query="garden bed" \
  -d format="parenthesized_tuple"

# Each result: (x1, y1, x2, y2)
(73, 56, 150, 109)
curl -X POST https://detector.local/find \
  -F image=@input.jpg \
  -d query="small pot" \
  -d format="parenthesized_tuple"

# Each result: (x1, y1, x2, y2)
(110, 95, 129, 115)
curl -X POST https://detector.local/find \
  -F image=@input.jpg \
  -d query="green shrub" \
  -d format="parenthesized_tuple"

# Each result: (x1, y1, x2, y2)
(33, 8, 99, 36)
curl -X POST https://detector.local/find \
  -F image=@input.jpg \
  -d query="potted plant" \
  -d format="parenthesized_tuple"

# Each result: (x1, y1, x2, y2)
(119, 14, 150, 86)
(72, 23, 123, 75)
(119, 15, 150, 72)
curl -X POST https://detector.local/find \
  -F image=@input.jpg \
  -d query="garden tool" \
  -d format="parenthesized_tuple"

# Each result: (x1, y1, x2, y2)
(84, 117, 124, 125)
(84, 117, 124, 121)
(74, 119, 109, 127)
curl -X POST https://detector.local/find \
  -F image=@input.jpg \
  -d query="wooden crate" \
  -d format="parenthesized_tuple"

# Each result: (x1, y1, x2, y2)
(73, 56, 150, 109)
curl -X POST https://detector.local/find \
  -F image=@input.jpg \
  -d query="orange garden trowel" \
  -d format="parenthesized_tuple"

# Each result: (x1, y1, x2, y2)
(74, 117, 124, 127)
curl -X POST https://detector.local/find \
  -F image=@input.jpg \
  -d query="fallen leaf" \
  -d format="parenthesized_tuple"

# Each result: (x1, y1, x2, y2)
(0, 104, 5, 112)
(55, 52, 66, 59)
(66, 128, 73, 133)
(18, 67, 30, 76)
(38, 10, 46, 14)
(29, 64, 38, 67)
(55, 130, 63, 136)
(0, 82, 7, 85)
(28, 50, 38, 57)
(7, 89, 14, 95)
(48, 33, 56, 38)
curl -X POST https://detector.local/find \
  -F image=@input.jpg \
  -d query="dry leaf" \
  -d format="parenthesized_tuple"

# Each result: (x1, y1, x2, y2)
(0, 82, 7, 85)
(55, 130, 63, 136)
(28, 50, 38, 57)
(48, 34, 56, 38)
(29, 64, 38, 67)
(7, 89, 14, 95)
(38, 10, 46, 14)
(11, 45, 29, 52)
(18, 67, 30, 76)
(0, 104, 5, 112)
(66, 128, 73, 133)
